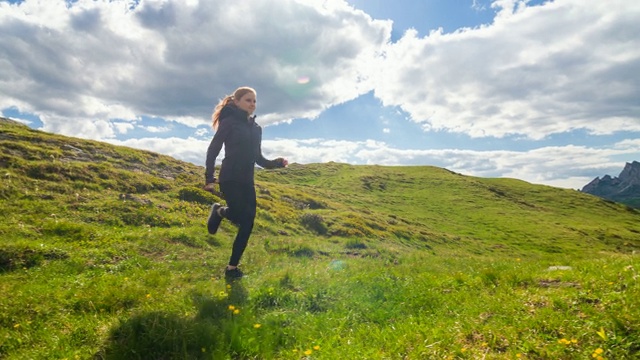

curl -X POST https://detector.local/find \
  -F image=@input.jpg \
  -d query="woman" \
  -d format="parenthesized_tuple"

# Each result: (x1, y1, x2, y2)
(204, 86, 288, 279)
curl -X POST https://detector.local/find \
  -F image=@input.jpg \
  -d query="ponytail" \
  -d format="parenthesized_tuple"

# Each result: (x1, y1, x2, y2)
(211, 96, 234, 130)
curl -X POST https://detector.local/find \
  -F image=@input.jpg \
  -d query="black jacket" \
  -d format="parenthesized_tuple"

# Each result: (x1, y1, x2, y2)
(205, 105, 281, 184)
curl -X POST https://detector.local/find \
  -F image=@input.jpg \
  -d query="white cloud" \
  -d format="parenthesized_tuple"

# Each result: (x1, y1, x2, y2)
(615, 139, 640, 150)
(0, 0, 390, 133)
(3, 116, 31, 126)
(107, 136, 210, 167)
(471, 0, 487, 12)
(263, 138, 363, 164)
(3, 0, 638, 142)
(141, 125, 171, 133)
(372, 0, 640, 139)
(113, 121, 135, 134)
(194, 128, 210, 138)
(38, 113, 117, 140)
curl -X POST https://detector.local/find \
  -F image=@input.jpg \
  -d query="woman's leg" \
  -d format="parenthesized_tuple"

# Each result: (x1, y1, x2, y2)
(219, 181, 257, 267)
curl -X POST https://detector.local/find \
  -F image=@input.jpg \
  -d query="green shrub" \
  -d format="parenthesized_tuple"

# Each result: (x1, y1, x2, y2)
(41, 220, 96, 242)
(0, 245, 68, 271)
(290, 244, 315, 257)
(329, 224, 368, 238)
(178, 187, 217, 205)
(300, 213, 327, 235)
(345, 238, 368, 249)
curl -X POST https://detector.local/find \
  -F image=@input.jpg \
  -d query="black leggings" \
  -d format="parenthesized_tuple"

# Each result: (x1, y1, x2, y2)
(219, 181, 256, 267)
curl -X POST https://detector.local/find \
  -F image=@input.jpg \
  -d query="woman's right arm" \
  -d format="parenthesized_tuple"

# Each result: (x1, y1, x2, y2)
(205, 120, 231, 184)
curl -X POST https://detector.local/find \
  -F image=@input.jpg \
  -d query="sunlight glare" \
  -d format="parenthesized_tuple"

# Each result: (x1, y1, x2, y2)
(297, 76, 310, 84)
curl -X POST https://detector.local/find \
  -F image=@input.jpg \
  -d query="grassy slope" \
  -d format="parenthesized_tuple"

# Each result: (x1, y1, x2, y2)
(262, 162, 639, 256)
(1, 117, 639, 359)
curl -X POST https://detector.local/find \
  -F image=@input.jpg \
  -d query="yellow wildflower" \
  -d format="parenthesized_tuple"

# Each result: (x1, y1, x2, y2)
(558, 338, 572, 345)
(594, 348, 604, 354)
(233, 309, 240, 315)
(304, 349, 312, 356)
(313, 345, 320, 350)
(254, 324, 262, 329)
(228, 305, 235, 310)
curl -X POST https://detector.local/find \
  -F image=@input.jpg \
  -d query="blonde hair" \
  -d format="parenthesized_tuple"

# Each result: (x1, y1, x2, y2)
(211, 86, 256, 130)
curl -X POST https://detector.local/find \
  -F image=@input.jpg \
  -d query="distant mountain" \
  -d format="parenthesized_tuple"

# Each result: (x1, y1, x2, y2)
(581, 161, 640, 208)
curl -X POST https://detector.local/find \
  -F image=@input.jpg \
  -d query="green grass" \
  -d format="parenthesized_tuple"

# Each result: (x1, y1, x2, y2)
(1, 117, 639, 359)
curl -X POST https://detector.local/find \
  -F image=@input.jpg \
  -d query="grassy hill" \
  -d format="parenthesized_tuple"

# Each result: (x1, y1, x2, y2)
(1, 117, 638, 359)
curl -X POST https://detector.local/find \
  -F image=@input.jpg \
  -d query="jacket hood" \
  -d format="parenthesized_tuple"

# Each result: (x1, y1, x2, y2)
(220, 105, 256, 123)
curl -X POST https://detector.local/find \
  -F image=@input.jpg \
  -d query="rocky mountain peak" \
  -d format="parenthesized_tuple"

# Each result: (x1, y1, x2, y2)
(581, 161, 640, 208)
(619, 161, 640, 182)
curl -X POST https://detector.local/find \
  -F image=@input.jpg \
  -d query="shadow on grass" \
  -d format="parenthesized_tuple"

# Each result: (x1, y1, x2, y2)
(95, 279, 249, 360)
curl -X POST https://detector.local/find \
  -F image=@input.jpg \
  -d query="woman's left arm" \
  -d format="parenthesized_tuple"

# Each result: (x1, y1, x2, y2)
(254, 126, 287, 169)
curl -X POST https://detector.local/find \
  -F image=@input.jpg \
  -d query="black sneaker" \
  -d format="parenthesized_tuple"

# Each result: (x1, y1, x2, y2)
(224, 267, 244, 280)
(207, 203, 223, 234)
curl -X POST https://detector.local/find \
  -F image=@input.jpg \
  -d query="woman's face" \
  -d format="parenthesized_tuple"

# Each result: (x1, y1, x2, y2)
(234, 92, 257, 115)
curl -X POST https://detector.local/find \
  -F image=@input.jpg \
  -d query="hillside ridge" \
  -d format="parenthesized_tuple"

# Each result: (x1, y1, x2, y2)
(1, 116, 639, 258)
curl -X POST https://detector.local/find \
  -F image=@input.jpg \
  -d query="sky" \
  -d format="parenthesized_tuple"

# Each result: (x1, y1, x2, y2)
(1, 0, 639, 190)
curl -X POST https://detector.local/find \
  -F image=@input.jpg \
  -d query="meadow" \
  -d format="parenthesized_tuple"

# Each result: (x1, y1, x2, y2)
(1, 118, 638, 359)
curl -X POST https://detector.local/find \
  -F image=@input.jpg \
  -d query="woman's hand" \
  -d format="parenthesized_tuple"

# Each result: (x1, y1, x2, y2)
(203, 182, 217, 192)
(276, 158, 288, 168)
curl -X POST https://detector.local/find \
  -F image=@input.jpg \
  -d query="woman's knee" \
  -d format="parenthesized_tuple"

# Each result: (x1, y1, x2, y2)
(238, 213, 255, 228)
